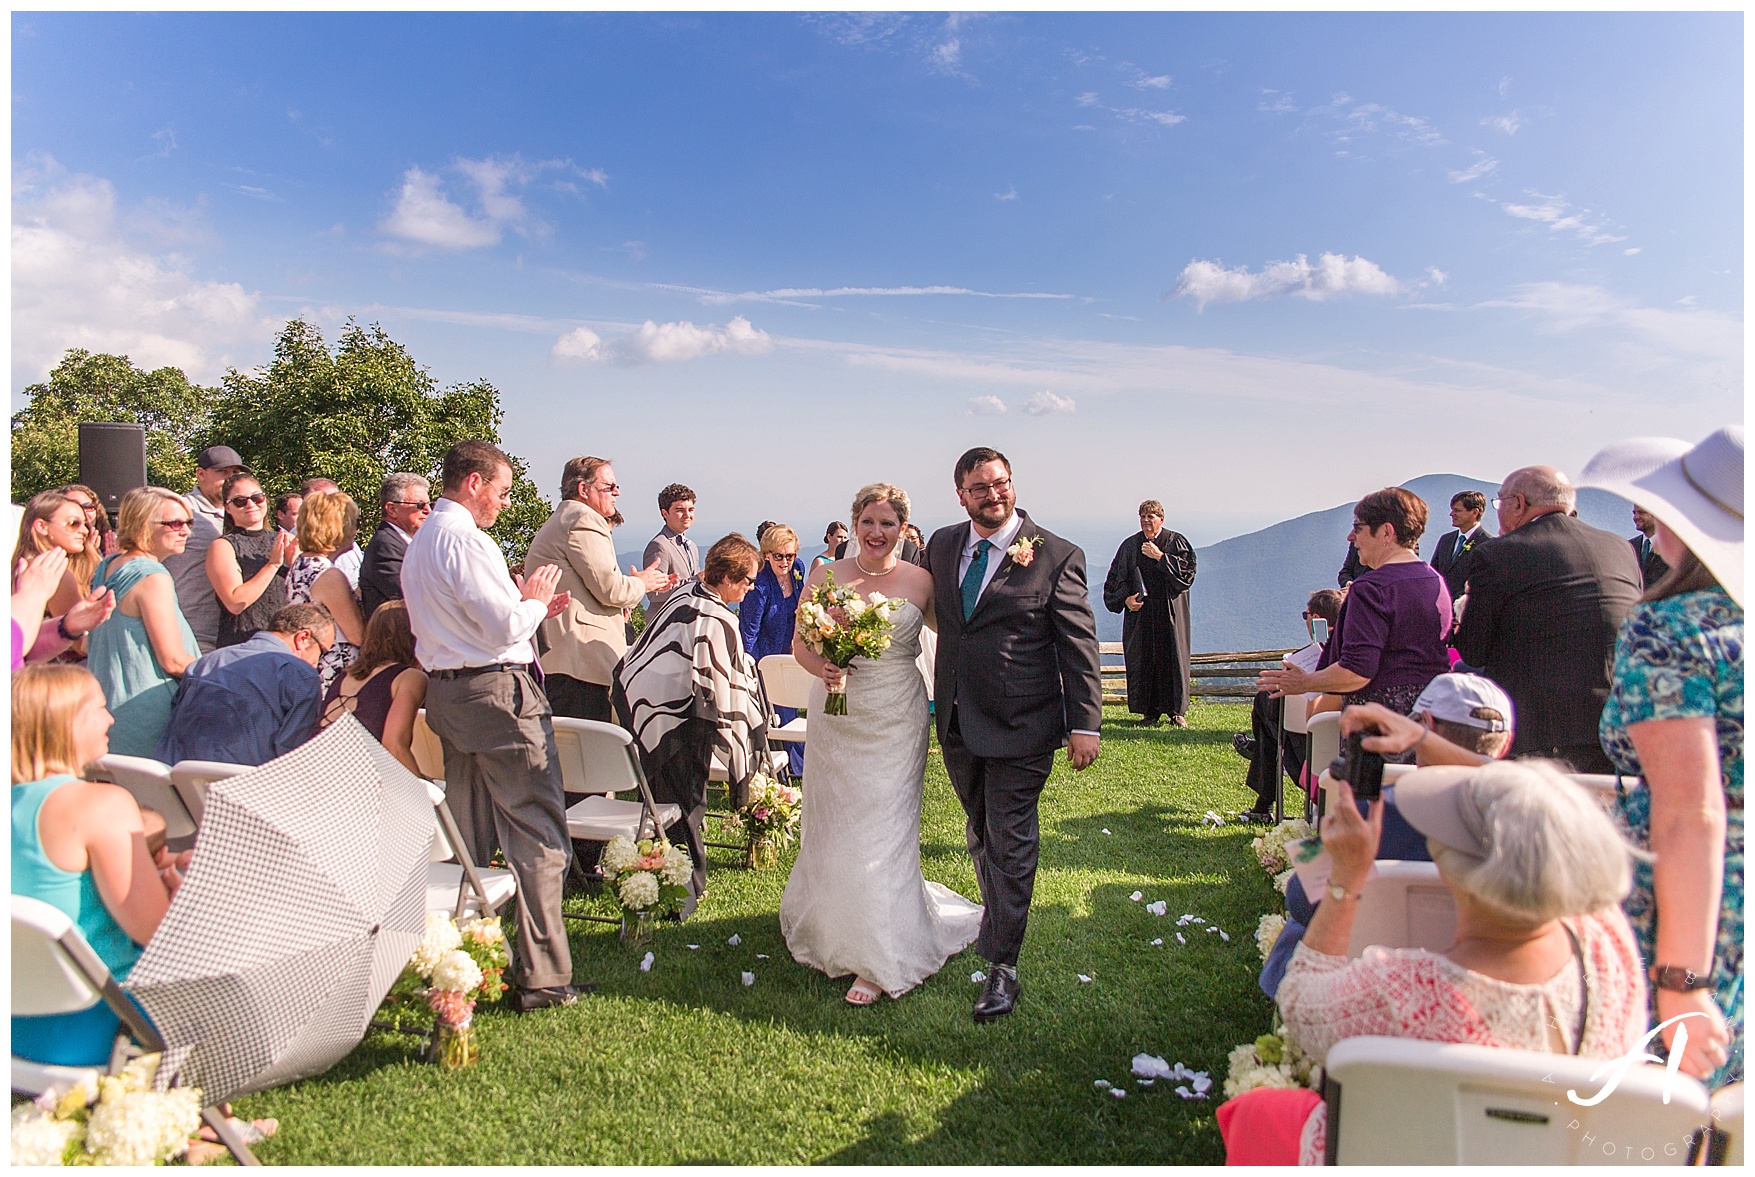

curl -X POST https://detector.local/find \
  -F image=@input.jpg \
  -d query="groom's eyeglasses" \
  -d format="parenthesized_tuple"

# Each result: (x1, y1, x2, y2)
(962, 477, 1012, 500)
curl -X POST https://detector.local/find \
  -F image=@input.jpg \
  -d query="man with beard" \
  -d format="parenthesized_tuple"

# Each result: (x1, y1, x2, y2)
(1102, 500, 1197, 726)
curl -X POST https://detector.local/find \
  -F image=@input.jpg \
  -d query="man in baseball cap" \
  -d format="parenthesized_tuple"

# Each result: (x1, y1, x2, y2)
(165, 445, 252, 652)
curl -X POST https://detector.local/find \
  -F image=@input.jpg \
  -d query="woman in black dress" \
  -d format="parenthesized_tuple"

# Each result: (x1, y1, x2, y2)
(318, 601, 428, 775)
(206, 473, 296, 648)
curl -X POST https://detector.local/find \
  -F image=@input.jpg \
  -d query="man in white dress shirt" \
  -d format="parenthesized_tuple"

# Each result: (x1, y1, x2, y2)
(401, 440, 584, 1012)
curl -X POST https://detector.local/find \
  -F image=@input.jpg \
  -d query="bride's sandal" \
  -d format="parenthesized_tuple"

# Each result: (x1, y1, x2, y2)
(845, 977, 883, 1006)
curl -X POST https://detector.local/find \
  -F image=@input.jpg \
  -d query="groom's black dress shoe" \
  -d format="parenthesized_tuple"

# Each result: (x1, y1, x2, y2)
(973, 964, 1020, 1023)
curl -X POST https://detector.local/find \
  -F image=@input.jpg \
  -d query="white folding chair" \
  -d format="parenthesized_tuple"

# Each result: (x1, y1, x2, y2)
(756, 654, 811, 748)
(11, 896, 260, 1165)
(1706, 1082, 1743, 1165)
(422, 781, 516, 920)
(1569, 773, 1642, 813)
(94, 754, 199, 845)
(1345, 859, 1457, 958)
(1323, 1035, 1711, 1165)
(167, 760, 251, 827)
(1305, 710, 1342, 820)
(411, 708, 446, 781)
(550, 717, 683, 925)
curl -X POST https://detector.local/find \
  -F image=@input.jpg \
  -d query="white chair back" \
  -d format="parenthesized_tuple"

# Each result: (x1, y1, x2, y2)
(1324, 1036, 1711, 1165)
(11, 896, 101, 1017)
(1346, 859, 1457, 958)
(95, 754, 197, 839)
(757, 654, 815, 711)
(1711, 1082, 1744, 1165)
(425, 781, 456, 864)
(168, 760, 250, 826)
(1306, 710, 1341, 781)
(1282, 692, 1311, 735)
(551, 716, 641, 797)
(411, 709, 446, 780)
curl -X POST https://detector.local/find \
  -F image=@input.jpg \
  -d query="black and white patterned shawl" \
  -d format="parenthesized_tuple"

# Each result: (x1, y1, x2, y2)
(614, 582, 771, 788)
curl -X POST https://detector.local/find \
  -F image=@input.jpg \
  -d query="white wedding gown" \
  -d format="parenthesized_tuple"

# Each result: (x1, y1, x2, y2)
(779, 600, 983, 996)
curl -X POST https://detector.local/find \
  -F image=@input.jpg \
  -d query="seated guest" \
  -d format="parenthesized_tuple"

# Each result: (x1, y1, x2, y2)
(739, 524, 806, 777)
(155, 603, 332, 767)
(1260, 488, 1451, 721)
(12, 490, 98, 629)
(1223, 760, 1649, 1164)
(12, 663, 188, 1067)
(12, 547, 114, 670)
(318, 601, 429, 776)
(1260, 673, 1517, 997)
(206, 472, 296, 649)
(287, 490, 366, 690)
(1235, 588, 1342, 821)
(86, 488, 201, 755)
(59, 484, 118, 558)
(614, 534, 771, 917)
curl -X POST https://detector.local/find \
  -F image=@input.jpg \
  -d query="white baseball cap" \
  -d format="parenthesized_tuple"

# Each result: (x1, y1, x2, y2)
(1412, 673, 1514, 733)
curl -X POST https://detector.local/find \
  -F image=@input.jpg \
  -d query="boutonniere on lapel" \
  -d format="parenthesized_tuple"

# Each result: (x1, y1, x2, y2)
(1006, 536, 1043, 568)
(1459, 537, 1476, 554)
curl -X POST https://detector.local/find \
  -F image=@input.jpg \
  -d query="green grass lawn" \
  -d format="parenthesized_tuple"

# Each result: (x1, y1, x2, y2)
(235, 702, 1283, 1165)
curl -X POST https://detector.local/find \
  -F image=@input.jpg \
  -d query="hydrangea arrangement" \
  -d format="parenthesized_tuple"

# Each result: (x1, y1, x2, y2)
(1250, 817, 1314, 875)
(722, 773, 802, 869)
(795, 570, 905, 715)
(11, 1054, 203, 1166)
(1255, 912, 1287, 963)
(601, 835, 693, 916)
(388, 911, 511, 1069)
(1222, 1023, 1322, 1099)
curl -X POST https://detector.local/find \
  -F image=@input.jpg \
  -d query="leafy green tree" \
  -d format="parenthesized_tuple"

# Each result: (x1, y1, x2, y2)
(10, 350, 217, 502)
(206, 318, 551, 557)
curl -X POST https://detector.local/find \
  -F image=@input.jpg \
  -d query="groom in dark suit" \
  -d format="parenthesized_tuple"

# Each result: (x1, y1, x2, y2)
(925, 447, 1104, 1022)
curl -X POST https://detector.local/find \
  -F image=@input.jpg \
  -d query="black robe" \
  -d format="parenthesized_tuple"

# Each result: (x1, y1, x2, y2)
(1103, 530, 1196, 719)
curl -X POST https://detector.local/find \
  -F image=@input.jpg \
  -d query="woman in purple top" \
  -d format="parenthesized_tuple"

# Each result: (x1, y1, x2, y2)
(1262, 487, 1452, 717)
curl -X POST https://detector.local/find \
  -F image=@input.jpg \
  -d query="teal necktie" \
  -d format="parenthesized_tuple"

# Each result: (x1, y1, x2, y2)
(961, 539, 992, 622)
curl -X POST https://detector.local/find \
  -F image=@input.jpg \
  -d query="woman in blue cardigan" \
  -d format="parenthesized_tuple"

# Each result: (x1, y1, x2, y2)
(739, 525, 806, 778)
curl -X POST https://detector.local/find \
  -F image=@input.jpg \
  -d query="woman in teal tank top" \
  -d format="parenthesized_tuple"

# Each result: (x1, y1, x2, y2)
(11, 664, 187, 1066)
(85, 488, 200, 756)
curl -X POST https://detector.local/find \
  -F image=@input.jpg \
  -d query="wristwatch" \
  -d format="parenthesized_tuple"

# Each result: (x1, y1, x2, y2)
(1326, 882, 1362, 902)
(1651, 964, 1714, 992)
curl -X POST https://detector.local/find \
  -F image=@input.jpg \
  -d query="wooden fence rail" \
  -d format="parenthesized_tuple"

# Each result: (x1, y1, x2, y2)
(1099, 643, 1298, 702)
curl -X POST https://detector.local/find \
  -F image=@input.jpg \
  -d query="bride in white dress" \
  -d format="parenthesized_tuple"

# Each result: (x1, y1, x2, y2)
(780, 482, 983, 1004)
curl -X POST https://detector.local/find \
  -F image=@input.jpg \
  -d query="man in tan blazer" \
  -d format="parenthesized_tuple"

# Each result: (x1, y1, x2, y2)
(527, 456, 676, 722)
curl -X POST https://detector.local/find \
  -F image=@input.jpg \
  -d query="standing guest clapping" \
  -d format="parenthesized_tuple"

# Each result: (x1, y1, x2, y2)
(644, 482, 699, 611)
(1103, 499, 1197, 727)
(359, 473, 432, 623)
(402, 439, 584, 1013)
(527, 456, 674, 723)
(163, 446, 248, 654)
(85, 488, 201, 756)
(287, 491, 366, 691)
(206, 472, 295, 649)
(739, 524, 806, 777)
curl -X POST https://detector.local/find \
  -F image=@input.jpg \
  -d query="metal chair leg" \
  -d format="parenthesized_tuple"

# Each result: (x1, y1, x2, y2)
(201, 1106, 261, 1166)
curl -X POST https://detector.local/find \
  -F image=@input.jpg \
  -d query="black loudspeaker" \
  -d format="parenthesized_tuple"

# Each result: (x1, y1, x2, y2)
(78, 423, 149, 514)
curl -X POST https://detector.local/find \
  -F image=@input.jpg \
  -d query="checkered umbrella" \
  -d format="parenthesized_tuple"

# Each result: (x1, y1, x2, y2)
(122, 715, 432, 1106)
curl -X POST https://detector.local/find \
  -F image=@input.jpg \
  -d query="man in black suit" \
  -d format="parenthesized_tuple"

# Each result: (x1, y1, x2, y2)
(1429, 490, 1490, 601)
(1452, 465, 1642, 773)
(925, 447, 1104, 1022)
(1629, 505, 1670, 587)
(358, 472, 432, 622)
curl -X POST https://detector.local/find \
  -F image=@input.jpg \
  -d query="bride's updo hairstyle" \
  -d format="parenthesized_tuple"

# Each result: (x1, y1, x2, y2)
(851, 483, 910, 527)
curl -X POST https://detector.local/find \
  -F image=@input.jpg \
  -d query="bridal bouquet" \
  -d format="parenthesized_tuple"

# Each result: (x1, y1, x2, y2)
(795, 571, 906, 715)
(11, 1053, 202, 1166)
(723, 772, 802, 870)
(601, 834, 693, 943)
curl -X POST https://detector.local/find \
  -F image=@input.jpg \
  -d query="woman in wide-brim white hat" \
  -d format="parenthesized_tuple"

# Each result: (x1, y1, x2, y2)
(1578, 424, 1743, 1088)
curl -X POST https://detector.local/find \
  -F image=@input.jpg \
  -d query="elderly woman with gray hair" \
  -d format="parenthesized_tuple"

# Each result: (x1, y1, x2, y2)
(1219, 760, 1649, 1164)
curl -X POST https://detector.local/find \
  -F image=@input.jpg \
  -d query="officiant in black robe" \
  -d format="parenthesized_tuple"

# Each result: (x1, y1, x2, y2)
(1103, 500, 1197, 726)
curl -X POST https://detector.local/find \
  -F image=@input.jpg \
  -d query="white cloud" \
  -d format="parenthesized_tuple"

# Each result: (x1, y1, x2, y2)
(967, 395, 1008, 416)
(1479, 282, 1740, 362)
(1076, 91, 1101, 107)
(1173, 253, 1406, 309)
(380, 167, 500, 250)
(551, 316, 774, 367)
(1258, 90, 1298, 114)
(1499, 192, 1624, 246)
(929, 38, 961, 70)
(994, 186, 1018, 202)
(1426, 266, 1448, 286)
(1447, 155, 1498, 183)
(1025, 390, 1076, 415)
(1482, 111, 1524, 135)
(149, 126, 177, 158)
(1075, 90, 1184, 128)
(1624, 247, 1641, 256)
(11, 156, 277, 385)
(674, 282, 1074, 307)
(1132, 74, 1171, 90)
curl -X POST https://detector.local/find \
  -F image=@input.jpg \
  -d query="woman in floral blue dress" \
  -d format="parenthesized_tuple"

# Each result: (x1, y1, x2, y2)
(1584, 426, 1743, 1088)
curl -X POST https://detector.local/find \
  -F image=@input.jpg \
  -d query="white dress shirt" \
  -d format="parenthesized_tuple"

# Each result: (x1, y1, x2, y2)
(956, 509, 1025, 601)
(332, 542, 364, 590)
(401, 498, 546, 670)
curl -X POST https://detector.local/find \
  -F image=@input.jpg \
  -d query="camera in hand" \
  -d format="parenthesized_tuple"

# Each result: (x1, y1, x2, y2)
(1329, 731, 1385, 801)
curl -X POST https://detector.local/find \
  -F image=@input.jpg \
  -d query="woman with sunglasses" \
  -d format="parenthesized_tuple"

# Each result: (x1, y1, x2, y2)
(58, 483, 118, 558)
(739, 524, 807, 777)
(85, 487, 200, 756)
(206, 473, 298, 648)
(11, 490, 97, 632)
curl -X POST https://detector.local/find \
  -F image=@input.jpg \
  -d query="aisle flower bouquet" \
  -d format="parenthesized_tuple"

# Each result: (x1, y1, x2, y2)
(11, 1053, 202, 1166)
(795, 571, 905, 715)
(722, 772, 802, 869)
(1222, 1020, 1322, 1098)
(1250, 817, 1314, 875)
(601, 834, 693, 943)
(397, 911, 511, 1069)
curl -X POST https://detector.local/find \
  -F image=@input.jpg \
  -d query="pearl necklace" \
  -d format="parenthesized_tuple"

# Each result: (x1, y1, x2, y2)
(853, 554, 898, 577)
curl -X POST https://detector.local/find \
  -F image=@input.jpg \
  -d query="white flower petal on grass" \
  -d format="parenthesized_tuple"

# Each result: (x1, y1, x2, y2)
(1205, 926, 1219, 934)
(1176, 932, 1187, 944)
(639, 952, 654, 973)
(1138, 1078, 1155, 1087)
(1101, 828, 1112, 835)
(1077, 974, 1092, 983)
(1132, 1053, 1174, 1080)
(1192, 1073, 1213, 1094)
(1191, 916, 1207, 924)
(740, 971, 755, 986)
(1094, 1079, 1112, 1090)
(728, 933, 742, 946)
(1110, 1088, 1128, 1099)
(1130, 891, 1143, 902)
(686, 944, 699, 950)
(1145, 900, 1167, 916)
(756, 953, 769, 959)
(1220, 931, 1230, 942)
(1150, 938, 1163, 946)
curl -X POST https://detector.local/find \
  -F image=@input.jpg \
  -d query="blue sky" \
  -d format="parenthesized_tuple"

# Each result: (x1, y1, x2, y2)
(11, 11, 1743, 544)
